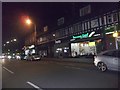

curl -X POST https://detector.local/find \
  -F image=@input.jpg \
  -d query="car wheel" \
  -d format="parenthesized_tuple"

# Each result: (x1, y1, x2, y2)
(97, 62, 107, 72)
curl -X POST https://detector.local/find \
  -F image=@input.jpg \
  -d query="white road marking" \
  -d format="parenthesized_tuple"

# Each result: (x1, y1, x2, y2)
(3, 67, 14, 74)
(27, 81, 42, 90)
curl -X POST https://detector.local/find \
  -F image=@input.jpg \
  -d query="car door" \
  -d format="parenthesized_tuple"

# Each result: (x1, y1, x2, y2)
(111, 51, 119, 71)
(117, 50, 120, 71)
(102, 50, 118, 70)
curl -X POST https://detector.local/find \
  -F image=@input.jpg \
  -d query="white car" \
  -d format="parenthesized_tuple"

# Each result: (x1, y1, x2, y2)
(26, 55, 41, 61)
(94, 49, 120, 72)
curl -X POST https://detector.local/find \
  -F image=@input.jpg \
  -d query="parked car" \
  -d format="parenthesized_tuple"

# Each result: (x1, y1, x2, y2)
(94, 49, 120, 72)
(26, 54, 41, 61)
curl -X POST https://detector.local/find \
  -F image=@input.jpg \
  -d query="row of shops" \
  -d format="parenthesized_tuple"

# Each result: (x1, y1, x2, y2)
(24, 25, 120, 58)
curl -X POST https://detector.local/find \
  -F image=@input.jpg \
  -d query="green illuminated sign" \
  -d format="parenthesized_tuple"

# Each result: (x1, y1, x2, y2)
(73, 33, 89, 39)
(72, 31, 96, 39)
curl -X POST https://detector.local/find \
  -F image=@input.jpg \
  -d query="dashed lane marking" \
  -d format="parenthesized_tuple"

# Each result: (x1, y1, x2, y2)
(27, 81, 43, 90)
(3, 67, 14, 74)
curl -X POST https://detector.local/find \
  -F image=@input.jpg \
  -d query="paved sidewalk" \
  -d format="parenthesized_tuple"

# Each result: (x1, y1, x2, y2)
(42, 57, 94, 64)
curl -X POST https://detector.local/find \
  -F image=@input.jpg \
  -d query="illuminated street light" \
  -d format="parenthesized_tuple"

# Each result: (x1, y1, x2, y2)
(11, 40, 13, 42)
(6, 41, 9, 44)
(53, 34, 55, 37)
(25, 18, 37, 45)
(13, 39, 17, 42)
(25, 18, 32, 25)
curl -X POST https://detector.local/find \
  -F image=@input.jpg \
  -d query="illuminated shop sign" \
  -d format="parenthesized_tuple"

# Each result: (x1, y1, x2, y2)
(55, 40, 61, 44)
(72, 31, 95, 39)
(73, 33, 88, 39)
(29, 45, 35, 49)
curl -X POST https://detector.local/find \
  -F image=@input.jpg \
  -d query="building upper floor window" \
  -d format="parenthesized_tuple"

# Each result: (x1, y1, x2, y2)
(82, 22, 85, 31)
(80, 5, 91, 17)
(57, 17, 64, 26)
(44, 26, 48, 32)
(119, 11, 120, 21)
(91, 18, 99, 28)
(113, 13, 118, 22)
(73, 23, 79, 33)
(65, 27, 69, 35)
(78, 22, 82, 32)
(69, 26, 74, 34)
(107, 14, 113, 24)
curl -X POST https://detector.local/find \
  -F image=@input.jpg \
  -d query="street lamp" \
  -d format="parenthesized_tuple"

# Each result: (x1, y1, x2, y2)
(25, 19, 32, 25)
(113, 24, 119, 49)
(25, 18, 37, 45)
(13, 39, 17, 42)
(6, 41, 9, 44)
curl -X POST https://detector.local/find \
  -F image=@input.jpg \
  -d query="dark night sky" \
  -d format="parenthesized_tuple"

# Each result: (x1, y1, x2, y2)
(2, 2, 119, 47)
(2, 2, 73, 43)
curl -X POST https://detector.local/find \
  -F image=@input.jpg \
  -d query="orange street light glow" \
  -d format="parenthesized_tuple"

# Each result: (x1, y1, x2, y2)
(26, 19, 32, 25)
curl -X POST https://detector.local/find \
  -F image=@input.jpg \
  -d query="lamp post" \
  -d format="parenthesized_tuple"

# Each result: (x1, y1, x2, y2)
(113, 24, 118, 50)
(25, 18, 37, 45)
(113, 31, 118, 50)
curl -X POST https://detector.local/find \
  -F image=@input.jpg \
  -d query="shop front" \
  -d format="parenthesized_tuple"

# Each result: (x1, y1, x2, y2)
(70, 25, 120, 57)
(54, 39, 70, 58)
(70, 31, 103, 57)
(71, 39, 102, 57)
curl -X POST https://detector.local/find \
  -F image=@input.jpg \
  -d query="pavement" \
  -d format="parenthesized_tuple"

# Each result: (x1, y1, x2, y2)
(42, 57, 94, 64)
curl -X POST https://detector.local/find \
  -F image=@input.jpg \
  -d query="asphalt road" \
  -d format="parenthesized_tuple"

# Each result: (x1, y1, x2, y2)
(1, 58, 119, 89)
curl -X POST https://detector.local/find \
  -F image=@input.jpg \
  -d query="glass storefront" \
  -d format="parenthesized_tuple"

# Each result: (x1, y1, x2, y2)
(71, 40, 102, 57)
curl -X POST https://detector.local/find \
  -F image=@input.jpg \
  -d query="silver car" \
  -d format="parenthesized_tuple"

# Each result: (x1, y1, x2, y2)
(94, 49, 120, 72)
(26, 55, 41, 61)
